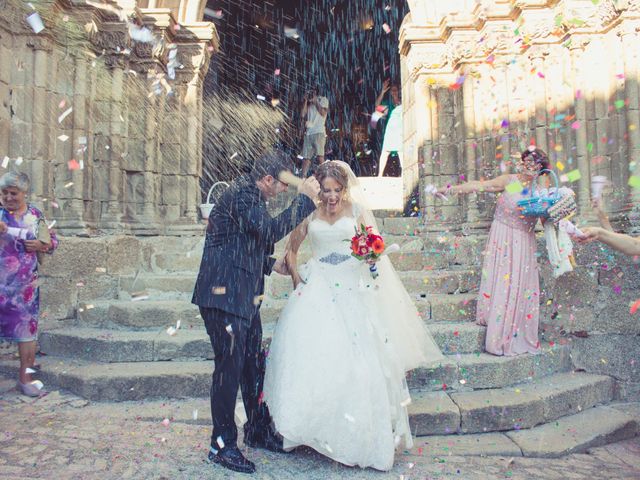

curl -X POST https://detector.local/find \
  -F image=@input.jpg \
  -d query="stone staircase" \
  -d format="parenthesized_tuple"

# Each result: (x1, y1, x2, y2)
(0, 216, 637, 457)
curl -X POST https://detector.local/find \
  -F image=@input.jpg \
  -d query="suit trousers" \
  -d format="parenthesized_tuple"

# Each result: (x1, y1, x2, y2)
(200, 307, 271, 449)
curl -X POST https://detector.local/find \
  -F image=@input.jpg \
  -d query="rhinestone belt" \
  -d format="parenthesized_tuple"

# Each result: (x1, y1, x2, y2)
(318, 252, 351, 265)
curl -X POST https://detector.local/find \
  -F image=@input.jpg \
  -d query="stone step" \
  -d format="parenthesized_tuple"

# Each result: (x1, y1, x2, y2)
(77, 301, 203, 330)
(407, 345, 572, 392)
(16, 343, 571, 401)
(39, 322, 487, 363)
(0, 356, 613, 441)
(408, 372, 615, 435)
(117, 269, 481, 300)
(76, 293, 479, 330)
(504, 404, 640, 458)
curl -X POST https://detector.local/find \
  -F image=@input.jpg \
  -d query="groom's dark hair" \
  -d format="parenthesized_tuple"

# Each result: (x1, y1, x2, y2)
(250, 149, 294, 181)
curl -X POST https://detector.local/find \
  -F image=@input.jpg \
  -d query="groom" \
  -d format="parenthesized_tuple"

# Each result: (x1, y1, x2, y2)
(192, 150, 320, 474)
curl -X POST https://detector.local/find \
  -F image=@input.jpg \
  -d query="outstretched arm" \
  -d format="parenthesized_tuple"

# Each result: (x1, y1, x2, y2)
(438, 174, 510, 195)
(375, 80, 390, 107)
(578, 227, 640, 256)
(591, 198, 614, 232)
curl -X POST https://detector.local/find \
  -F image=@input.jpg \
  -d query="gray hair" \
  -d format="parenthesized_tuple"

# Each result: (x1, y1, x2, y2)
(0, 171, 31, 192)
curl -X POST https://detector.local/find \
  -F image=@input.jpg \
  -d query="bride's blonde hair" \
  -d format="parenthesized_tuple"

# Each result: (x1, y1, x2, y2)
(315, 161, 349, 195)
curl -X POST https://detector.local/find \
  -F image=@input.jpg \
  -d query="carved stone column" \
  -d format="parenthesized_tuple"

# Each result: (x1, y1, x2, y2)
(618, 19, 640, 229)
(568, 39, 593, 220)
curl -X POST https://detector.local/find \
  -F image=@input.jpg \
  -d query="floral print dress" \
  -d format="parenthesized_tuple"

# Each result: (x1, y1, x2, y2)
(0, 205, 58, 342)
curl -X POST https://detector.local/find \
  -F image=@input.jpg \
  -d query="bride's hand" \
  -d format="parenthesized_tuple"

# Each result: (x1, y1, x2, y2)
(292, 272, 305, 289)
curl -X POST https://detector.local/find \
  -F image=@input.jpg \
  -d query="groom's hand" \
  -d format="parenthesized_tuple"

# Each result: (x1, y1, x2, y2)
(273, 258, 290, 275)
(298, 176, 320, 200)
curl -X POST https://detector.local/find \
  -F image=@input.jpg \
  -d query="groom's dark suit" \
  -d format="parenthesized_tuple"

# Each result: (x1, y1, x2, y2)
(192, 175, 315, 450)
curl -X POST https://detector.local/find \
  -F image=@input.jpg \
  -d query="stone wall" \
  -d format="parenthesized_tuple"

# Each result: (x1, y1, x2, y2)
(0, 0, 217, 235)
(400, 0, 640, 231)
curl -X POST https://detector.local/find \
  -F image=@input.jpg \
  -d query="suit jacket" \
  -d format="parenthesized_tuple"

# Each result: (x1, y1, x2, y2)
(192, 176, 316, 321)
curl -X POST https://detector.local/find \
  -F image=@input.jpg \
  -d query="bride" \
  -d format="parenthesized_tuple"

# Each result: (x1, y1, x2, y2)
(263, 161, 443, 471)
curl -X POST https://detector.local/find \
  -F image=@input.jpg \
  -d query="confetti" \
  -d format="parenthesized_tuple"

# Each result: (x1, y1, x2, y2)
(1, 156, 8, 168)
(161, 418, 170, 427)
(631, 299, 640, 314)
(193, 409, 198, 420)
(26, 12, 45, 34)
(128, 23, 155, 43)
(68, 159, 81, 170)
(57, 134, 69, 142)
(382, 23, 391, 34)
(212, 286, 226, 295)
(565, 169, 582, 182)
(58, 107, 73, 124)
(95, 267, 106, 273)
(505, 181, 524, 193)
(628, 175, 640, 189)
(14, 157, 23, 166)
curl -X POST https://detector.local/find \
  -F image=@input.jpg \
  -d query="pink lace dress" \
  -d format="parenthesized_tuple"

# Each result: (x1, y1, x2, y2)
(476, 176, 541, 356)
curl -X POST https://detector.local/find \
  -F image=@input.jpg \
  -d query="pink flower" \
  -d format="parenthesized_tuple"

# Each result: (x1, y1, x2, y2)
(23, 286, 34, 303)
(3, 256, 20, 274)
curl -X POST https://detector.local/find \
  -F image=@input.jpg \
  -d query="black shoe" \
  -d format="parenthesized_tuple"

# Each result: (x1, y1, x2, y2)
(244, 427, 287, 454)
(207, 446, 256, 474)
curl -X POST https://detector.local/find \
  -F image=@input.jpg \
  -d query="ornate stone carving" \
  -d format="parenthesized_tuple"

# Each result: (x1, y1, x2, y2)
(26, 36, 53, 52)
(626, 0, 640, 13)
(591, 0, 621, 28)
(89, 29, 127, 52)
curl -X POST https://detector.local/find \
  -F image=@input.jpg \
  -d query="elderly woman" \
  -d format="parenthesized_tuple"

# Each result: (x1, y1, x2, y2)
(0, 172, 57, 396)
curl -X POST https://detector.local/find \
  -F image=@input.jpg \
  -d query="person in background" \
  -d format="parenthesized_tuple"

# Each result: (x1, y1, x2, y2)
(300, 87, 329, 177)
(375, 79, 403, 176)
(0, 171, 57, 396)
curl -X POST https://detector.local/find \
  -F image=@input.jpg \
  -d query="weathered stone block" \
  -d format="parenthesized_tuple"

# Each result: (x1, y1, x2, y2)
(161, 175, 181, 205)
(43, 237, 108, 277)
(451, 389, 545, 433)
(506, 406, 638, 458)
(408, 391, 460, 435)
(40, 277, 78, 320)
(570, 334, 640, 394)
(76, 275, 119, 301)
(106, 236, 143, 275)
(160, 143, 181, 174)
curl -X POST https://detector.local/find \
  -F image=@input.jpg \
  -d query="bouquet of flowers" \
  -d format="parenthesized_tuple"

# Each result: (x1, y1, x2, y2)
(349, 224, 396, 278)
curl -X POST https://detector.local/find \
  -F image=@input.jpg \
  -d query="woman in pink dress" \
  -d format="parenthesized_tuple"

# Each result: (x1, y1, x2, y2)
(437, 147, 550, 356)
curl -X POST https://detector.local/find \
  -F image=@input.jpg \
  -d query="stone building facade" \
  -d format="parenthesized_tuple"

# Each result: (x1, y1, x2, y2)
(400, 0, 640, 231)
(0, 0, 216, 235)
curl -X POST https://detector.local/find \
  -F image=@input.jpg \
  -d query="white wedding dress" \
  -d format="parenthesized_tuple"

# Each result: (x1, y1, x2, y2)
(263, 208, 444, 471)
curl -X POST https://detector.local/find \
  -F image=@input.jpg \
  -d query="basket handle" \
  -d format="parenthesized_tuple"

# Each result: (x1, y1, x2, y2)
(529, 169, 559, 198)
(205, 181, 229, 204)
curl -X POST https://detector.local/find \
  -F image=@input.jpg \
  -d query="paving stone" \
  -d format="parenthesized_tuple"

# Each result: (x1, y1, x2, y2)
(506, 406, 639, 458)
(415, 432, 523, 457)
